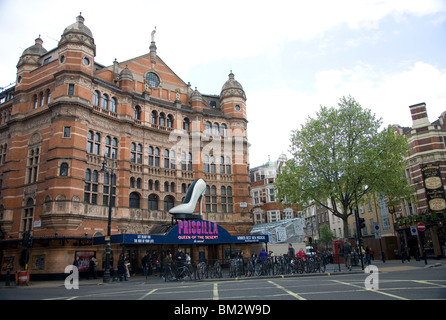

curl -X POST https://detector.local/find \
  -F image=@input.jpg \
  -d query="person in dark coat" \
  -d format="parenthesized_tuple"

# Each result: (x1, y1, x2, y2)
(118, 255, 128, 281)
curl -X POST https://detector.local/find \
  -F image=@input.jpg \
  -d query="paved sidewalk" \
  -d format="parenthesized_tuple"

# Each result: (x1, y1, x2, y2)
(4, 258, 443, 288)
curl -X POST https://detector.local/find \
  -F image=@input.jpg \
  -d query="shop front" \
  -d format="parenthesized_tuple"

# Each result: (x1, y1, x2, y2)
(93, 220, 269, 274)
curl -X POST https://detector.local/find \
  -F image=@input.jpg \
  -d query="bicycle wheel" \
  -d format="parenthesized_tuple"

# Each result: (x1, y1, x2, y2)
(185, 268, 194, 281)
(254, 263, 261, 276)
(297, 259, 304, 274)
(319, 258, 326, 273)
(165, 268, 173, 281)
(216, 265, 222, 278)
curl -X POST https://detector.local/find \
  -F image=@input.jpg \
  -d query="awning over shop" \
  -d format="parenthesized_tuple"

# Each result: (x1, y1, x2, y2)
(93, 220, 268, 245)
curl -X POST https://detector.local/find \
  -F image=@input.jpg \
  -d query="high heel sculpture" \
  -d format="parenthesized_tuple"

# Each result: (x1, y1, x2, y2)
(169, 179, 206, 220)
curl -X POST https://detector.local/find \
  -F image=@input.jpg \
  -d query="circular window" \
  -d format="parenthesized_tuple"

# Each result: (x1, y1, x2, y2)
(235, 105, 241, 111)
(146, 72, 160, 88)
(83, 57, 90, 66)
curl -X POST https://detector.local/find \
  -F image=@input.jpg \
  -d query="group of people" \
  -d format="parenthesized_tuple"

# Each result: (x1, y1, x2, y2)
(163, 248, 191, 280)
(340, 238, 376, 270)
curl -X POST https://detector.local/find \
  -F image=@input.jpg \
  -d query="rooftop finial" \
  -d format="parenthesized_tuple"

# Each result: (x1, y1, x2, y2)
(151, 26, 157, 42)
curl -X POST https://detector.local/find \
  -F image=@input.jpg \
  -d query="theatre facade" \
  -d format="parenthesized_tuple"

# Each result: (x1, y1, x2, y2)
(0, 15, 258, 278)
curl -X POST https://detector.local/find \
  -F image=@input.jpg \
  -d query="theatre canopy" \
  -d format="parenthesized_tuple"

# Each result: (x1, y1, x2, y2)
(93, 220, 268, 245)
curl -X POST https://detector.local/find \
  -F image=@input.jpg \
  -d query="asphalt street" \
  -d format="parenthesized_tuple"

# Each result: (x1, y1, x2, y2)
(0, 259, 444, 302)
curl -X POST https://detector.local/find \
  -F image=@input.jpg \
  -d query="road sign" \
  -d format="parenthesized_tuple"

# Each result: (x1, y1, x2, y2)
(417, 222, 426, 232)
(374, 223, 381, 239)
(410, 226, 418, 236)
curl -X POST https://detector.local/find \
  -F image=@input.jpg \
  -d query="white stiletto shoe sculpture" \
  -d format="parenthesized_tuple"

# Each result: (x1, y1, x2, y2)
(169, 179, 206, 220)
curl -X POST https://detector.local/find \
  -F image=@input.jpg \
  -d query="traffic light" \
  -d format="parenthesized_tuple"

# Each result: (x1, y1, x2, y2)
(359, 218, 366, 229)
(21, 231, 33, 247)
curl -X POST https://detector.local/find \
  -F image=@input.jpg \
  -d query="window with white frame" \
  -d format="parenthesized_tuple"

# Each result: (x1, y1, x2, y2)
(267, 210, 281, 223)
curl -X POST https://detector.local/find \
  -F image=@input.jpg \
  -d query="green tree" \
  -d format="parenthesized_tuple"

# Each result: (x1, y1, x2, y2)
(275, 96, 412, 238)
(319, 224, 335, 249)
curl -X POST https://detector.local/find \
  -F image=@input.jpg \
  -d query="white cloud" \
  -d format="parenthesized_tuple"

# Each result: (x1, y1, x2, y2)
(248, 61, 446, 167)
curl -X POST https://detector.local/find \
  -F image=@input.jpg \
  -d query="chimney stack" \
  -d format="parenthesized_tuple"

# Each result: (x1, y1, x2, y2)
(409, 102, 430, 129)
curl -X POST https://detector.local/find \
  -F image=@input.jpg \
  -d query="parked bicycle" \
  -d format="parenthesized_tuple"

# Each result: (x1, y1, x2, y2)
(229, 257, 244, 278)
(176, 263, 195, 281)
(208, 260, 223, 279)
(196, 260, 208, 280)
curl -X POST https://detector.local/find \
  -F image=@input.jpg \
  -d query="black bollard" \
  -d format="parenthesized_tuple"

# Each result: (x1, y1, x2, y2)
(5, 269, 10, 286)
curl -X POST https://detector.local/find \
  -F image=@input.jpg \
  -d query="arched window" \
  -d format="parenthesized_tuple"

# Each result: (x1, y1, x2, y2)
(205, 185, 217, 213)
(94, 132, 100, 155)
(210, 155, 216, 173)
(46, 89, 51, 105)
(183, 118, 190, 131)
(33, 95, 38, 109)
(151, 111, 158, 125)
(205, 121, 212, 135)
(225, 156, 232, 174)
(129, 192, 140, 208)
(204, 155, 209, 173)
(167, 114, 173, 128)
(159, 112, 165, 127)
(170, 150, 176, 169)
(39, 92, 44, 107)
(134, 105, 141, 120)
(221, 186, 227, 213)
(164, 149, 170, 168)
(227, 186, 233, 212)
(221, 123, 227, 136)
(154, 147, 160, 167)
(164, 195, 175, 212)
(60, 162, 69, 176)
(131, 143, 136, 163)
(110, 97, 117, 112)
(213, 123, 219, 136)
(130, 177, 135, 188)
(101, 93, 109, 109)
(220, 156, 225, 174)
(188, 153, 192, 171)
(22, 198, 34, 233)
(93, 90, 100, 106)
(148, 194, 159, 210)
(148, 146, 154, 166)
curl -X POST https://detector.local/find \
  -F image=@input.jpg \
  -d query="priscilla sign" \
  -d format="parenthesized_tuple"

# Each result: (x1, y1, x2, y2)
(94, 220, 268, 245)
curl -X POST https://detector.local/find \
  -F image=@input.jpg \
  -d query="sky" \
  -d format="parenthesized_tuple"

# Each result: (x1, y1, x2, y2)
(1, 0, 445, 168)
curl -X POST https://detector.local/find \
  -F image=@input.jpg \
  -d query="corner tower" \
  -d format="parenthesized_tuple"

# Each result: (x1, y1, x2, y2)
(57, 14, 96, 76)
(220, 71, 247, 119)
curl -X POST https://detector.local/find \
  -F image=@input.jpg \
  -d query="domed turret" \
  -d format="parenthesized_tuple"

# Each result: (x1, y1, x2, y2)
(220, 71, 247, 119)
(118, 67, 134, 91)
(59, 14, 96, 55)
(16, 36, 47, 68)
(119, 67, 134, 82)
(220, 71, 246, 100)
(191, 87, 205, 111)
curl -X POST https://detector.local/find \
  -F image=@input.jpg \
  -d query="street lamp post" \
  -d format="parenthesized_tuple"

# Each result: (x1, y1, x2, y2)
(100, 155, 115, 283)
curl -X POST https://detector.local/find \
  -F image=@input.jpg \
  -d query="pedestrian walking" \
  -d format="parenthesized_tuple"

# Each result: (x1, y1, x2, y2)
(287, 243, 295, 258)
(142, 254, 149, 277)
(365, 246, 371, 265)
(163, 253, 174, 280)
(118, 255, 128, 281)
(87, 256, 98, 279)
(343, 238, 352, 271)
(401, 243, 410, 263)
